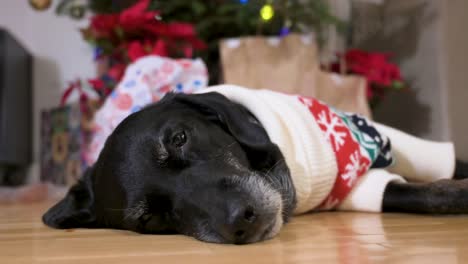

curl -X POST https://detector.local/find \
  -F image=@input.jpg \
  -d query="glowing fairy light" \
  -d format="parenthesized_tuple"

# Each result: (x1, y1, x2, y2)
(260, 4, 274, 21)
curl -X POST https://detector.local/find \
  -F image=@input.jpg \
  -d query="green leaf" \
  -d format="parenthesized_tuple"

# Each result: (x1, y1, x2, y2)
(114, 27, 125, 39)
(392, 80, 405, 90)
(191, 1, 207, 16)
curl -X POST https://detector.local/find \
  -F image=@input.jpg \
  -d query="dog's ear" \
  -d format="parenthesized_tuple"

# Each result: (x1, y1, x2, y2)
(42, 167, 96, 229)
(175, 92, 283, 170)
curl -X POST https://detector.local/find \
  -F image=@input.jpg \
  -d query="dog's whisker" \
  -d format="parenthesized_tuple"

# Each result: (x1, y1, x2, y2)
(121, 201, 148, 221)
(194, 220, 223, 243)
(266, 159, 284, 174)
(264, 171, 284, 192)
(265, 158, 286, 176)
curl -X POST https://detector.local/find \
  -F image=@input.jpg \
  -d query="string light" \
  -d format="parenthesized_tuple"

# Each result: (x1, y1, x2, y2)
(279, 19, 292, 37)
(239, 0, 249, 4)
(260, 4, 274, 21)
(279, 27, 290, 37)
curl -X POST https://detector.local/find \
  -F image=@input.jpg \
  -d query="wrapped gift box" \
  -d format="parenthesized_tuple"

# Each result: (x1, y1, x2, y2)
(40, 100, 100, 186)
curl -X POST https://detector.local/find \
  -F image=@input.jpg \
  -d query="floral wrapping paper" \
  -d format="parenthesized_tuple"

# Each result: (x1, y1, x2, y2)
(84, 56, 208, 166)
(41, 56, 207, 185)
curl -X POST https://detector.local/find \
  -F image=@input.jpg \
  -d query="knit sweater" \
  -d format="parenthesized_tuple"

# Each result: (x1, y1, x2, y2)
(199, 85, 456, 214)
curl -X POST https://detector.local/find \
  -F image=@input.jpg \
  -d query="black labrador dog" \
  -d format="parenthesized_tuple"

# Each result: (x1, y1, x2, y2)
(43, 91, 468, 244)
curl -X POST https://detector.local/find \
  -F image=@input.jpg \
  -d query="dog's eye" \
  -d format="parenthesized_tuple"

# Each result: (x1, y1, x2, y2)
(171, 131, 187, 147)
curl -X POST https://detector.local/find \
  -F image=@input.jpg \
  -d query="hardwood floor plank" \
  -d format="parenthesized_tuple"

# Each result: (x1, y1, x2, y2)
(1, 202, 468, 263)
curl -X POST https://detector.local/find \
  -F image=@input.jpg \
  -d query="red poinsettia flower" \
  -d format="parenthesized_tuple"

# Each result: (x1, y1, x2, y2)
(119, 0, 160, 33)
(344, 49, 403, 88)
(330, 49, 406, 104)
(107, 63, 126, 81)
(127, 41, 147, 61)
(78, 0, 209, 105)
(152, 40, 168, 57)
(183, 45, 193, 58)
(165, 23, 197, 38)
(85, 0, 207, 59)
(127, 39, 170, 62)
(90, 14, 120, 38)
(188, 37, 208, 50)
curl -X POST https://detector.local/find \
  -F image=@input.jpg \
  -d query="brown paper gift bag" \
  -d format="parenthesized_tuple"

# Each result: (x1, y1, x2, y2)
(220, 33, 371, 118)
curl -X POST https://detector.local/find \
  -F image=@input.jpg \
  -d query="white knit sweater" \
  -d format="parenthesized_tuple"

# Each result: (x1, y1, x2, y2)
(199, 85, 456, 214)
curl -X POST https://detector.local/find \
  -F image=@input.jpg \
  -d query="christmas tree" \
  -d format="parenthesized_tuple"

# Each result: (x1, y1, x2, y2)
(147, 0, 345, 82)
(58, 0, 344, 85)
(51, 0, 408, 109)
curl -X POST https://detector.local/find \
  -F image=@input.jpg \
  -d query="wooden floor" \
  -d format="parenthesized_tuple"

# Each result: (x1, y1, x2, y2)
(1, 202, 468, 264)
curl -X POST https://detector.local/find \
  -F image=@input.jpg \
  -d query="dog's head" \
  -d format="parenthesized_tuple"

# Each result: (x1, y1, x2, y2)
(43, 92, 296, 244)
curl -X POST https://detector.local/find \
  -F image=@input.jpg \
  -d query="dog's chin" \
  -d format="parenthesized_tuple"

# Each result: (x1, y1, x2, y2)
(261, 209, 284, 241)
(188, 171, 292, 245)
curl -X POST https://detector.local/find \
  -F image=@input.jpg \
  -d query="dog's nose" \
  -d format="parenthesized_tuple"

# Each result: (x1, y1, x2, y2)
(219, 205, 259, 244)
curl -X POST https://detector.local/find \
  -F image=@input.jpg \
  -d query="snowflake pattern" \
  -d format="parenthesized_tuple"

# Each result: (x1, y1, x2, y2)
(321, 196, 340, 211)
(299, 96, 314, 107)
(316, 110, 348, 151)
(297, 95, 374, 211)
(342, 151, 367, 187)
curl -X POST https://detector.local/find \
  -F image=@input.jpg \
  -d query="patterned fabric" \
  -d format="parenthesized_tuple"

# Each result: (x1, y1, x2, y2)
(84, 56, 208, 166)
(345, 114, 393, 168)
(298, 96, 393, 210)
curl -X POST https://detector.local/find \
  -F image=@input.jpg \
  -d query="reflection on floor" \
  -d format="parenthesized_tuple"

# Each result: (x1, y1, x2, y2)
(1, 202, 467, 263)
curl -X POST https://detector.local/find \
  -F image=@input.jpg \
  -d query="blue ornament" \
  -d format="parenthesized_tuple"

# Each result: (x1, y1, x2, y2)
(279, 27, 290, 37)
(93, 47, 103, 60)
(239, 0, 248, 4)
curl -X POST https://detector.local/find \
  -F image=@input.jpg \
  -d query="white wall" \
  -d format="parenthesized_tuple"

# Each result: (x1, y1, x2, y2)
(354, 0, 449, 141)
(440, 0, 468, 160)
(0, 2, 95, 182)
(355, 0, 468, 159)
(385, 0, 448, 141)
